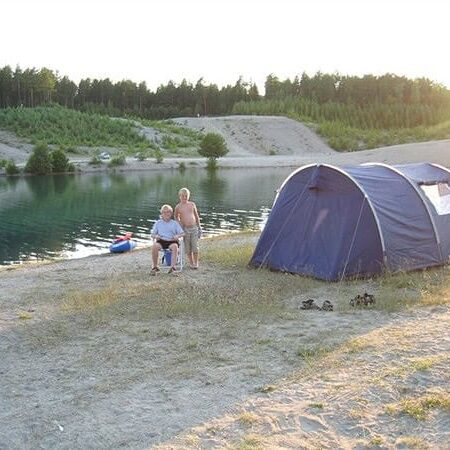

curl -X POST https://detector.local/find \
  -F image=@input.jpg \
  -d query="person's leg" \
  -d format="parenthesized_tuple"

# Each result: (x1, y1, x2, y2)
(184, 232, 194, 266)
(191, 230, 199, 268)
(151, 242, 162, 269)
(192, 251, 199, 268)
(169, 242, 178, 268)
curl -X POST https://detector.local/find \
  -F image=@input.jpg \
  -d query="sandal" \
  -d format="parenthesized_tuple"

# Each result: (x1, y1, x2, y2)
(150, 267, 160, 276)
(168, 267, 179, 275)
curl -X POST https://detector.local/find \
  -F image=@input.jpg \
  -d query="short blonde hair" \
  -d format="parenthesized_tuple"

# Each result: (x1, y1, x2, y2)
(160, 204, 173, 214)
(178, 187, 191, 198)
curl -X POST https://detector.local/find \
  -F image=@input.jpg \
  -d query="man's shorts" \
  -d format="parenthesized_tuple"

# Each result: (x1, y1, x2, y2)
(183, 226, 199, 254)
(156, 239, 179, 250)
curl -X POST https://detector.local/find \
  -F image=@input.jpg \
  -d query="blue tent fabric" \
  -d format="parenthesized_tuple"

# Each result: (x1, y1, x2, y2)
(250, 163, 450, 280)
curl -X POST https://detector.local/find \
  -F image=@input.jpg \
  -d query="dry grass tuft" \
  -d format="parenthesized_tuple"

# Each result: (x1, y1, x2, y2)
(386, 389, 450, 420)
(238, 412, 259, 426)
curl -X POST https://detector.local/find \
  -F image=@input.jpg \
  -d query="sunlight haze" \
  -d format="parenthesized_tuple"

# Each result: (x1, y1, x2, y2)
(1, 0, 449, 91)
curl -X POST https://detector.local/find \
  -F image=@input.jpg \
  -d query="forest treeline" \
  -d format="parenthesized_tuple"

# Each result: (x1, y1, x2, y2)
(1, 65, 450, 124)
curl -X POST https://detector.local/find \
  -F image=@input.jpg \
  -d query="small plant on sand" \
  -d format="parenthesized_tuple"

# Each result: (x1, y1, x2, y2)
(109, 154, 126, 167)
(386, 390, 450, 420)
(5, 160, 20, 175)
(18, 311, 32, 320)
(238, 412, 259, 426)
(233, 434, 264, 450)
(308, 402, 324, 409)
(154, 148, 164, 163)
(198, 132, 228, 169)
(89, 155, 102, 166)
(256, 384, 276, 393)
(135, 151, 147, 161)
(369, 435, 384, 446)
(395, 436, 427, 449)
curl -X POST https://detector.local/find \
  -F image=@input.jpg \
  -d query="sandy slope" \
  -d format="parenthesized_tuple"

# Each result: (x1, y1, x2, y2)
(2, 115, 450, 171)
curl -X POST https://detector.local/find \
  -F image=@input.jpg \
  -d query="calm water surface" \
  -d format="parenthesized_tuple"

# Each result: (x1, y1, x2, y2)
(0, 167, 293, 265)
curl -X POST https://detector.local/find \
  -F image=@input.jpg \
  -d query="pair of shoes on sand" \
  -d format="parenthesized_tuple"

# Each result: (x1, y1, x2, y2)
(300, 299, 333, 311)
(349, 292, 375, 307)
(150, 266, 179, 276)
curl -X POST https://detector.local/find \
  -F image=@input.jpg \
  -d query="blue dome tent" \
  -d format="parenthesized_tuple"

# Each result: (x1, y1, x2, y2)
(250, 163, 450, 280)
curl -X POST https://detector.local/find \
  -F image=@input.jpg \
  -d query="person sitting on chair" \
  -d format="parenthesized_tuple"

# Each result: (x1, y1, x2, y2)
(150, 204, 184, 275)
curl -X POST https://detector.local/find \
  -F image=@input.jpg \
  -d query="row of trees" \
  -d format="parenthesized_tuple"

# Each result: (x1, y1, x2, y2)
(0, 66, 259, 118)
(1, 65, 449, 121)
(264, 72, 450, 107)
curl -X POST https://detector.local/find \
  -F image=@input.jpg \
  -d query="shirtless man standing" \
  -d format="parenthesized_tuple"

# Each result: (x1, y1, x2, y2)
(174, 187, 201, 269)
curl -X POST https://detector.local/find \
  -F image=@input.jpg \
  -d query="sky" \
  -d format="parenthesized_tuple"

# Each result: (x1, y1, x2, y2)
(1, 0, 450, 93)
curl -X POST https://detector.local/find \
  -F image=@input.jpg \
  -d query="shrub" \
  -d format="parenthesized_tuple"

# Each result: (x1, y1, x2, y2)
(50, 148, 70, 172)
(5, 160, 20, 175)
(178, 161, 186, 171)
(25, 143, 53, 174)
(198, 132, 228, 168)
(154, 148, 164, 164)
(89, 156, 102, 166)
(109, 154, 126, 167)
(0, 159, 7, 169)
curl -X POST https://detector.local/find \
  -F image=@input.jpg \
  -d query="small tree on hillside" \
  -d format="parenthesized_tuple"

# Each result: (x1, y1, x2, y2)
(198, 132, 228, 169)
(25, 143, 52, 174)
(5, 160, 20, 176)
(50, 148, 69, 173)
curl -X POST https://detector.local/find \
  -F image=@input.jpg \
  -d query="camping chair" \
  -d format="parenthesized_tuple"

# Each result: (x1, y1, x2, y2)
(158, 238, 184, 272)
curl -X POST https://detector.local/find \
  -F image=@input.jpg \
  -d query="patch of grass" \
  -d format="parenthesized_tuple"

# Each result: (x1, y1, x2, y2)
(395, 436, 428, 449)
(345, 336, 374, 354)
(386, 390, 450, 420)
(410, 356, 447, 371)
(183, 434, 200, 447)
(297, 344, 332, 364)
(18, 311, 33, 320)
(256, 384, 277, 393)
(233, 434, 264, 450)
(203, 241, 255, 268)
(238, 412, 259, 426)
(375, 267, 450, 310)
(308, 402, 324, 409)
(0, 106, 148, 148)
(368, 435, 384, 446)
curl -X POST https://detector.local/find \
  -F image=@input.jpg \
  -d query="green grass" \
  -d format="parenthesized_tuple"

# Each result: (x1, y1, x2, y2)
(386, 390, 450, 420)
(0, 105, 149, 148)
(137, 117, 204, 155)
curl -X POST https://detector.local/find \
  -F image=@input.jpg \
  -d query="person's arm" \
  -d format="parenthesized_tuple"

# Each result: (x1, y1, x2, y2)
(174, 204, 181, 223)
(174, 221, 185, 240)
(193, 202, 200, 227)
(151, 222, 160, 240)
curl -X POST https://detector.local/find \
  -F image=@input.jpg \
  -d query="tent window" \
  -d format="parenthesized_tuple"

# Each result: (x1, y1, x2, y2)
(420, 183, 450, 215)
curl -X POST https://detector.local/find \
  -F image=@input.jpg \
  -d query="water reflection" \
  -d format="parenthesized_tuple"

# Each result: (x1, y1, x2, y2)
(0, 167, 293, 265)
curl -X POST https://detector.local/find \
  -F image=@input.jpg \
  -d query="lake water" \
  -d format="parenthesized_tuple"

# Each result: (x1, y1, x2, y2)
(0, 167, 294, 265)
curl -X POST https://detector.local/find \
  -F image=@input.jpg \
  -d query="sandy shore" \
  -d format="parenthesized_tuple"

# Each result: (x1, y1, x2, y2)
(1, 233, 449, 449)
